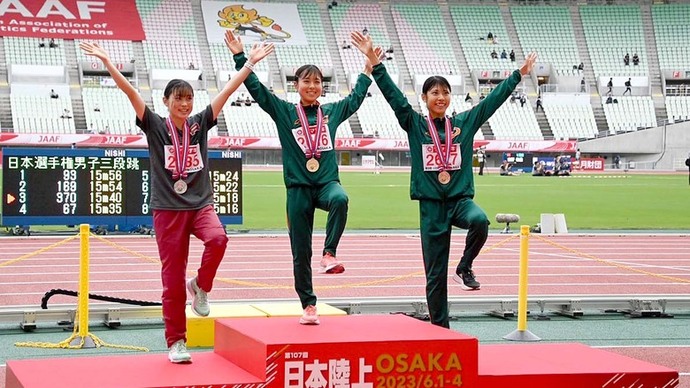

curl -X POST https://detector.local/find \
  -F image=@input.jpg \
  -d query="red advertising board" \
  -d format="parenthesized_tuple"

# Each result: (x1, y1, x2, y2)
(0, 0, 145, 40)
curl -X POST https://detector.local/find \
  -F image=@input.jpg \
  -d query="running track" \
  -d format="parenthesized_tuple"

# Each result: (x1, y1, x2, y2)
(1, 233, 689, 305)
(1, 232, 689, 387)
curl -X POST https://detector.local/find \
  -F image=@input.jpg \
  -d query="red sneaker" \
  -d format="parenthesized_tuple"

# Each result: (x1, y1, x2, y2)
(320, 252, 345, 274)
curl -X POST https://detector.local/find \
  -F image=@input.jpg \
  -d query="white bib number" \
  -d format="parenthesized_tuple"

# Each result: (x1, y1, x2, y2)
(292, 125, 333, 153)
(421, 143, 461, 172)
(164, 144, 204, 174)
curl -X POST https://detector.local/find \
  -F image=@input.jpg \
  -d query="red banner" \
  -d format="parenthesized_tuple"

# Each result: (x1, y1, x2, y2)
(0, 0, 145, 40)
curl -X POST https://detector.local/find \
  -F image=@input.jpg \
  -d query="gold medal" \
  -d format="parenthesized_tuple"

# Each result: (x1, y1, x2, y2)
(438, 170, 451, 185)
(173, 179, 187, 194)
(306, 158, 320, 172)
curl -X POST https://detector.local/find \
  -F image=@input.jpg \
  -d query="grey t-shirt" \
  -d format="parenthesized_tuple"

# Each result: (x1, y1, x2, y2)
(136, 105, 216, 210)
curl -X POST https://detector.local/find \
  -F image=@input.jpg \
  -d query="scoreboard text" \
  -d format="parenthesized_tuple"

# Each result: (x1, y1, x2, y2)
(1, 148, 242, 227)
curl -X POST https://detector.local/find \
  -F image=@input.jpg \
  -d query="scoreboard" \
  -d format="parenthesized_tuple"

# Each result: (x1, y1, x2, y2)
(1, 148, 242, 227)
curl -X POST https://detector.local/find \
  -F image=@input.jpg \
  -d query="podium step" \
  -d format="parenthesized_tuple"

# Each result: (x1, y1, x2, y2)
(214, 314, 479, 387)
(5, 352, 261, 388)
(187, 302, 347, 347)
(478, 343, 679, 387)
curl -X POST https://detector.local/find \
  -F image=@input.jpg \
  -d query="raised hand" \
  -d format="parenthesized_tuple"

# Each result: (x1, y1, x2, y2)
(79, 42, 110, 62)
(364, 46, 386, 74)
(351, 31, 374, 56)
(520, 52, 538, 76)
(224, 30, 243, 55)
(248, 42, 275, 65)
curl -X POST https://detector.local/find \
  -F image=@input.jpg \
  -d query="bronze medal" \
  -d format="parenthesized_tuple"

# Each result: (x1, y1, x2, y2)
(438, 171, 451, 185)
(306, 158, 320, 172)
(173, 179, 187, 194)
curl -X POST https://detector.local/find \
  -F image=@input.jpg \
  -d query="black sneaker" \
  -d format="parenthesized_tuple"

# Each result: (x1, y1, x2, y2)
(453, 269, 481, 290)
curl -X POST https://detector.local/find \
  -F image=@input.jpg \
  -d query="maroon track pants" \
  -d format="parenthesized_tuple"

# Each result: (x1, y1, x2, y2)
(153, 205, 228, 347)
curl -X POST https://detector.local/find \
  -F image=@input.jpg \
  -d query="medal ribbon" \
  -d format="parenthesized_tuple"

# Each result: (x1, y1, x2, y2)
(296, 104, 324, 159)
(426, 115, 452, 171)
(166, 117, 190, 180)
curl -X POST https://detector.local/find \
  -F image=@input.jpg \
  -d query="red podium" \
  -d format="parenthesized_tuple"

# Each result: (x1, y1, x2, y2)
(5, 314, 679, 388)
(215, 314, 478, 387)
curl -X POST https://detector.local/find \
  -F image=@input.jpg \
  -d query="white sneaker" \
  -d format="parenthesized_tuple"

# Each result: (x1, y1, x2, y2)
(168, 339, 192, 364)
(299, 305, 320, 325)
(187, 277, 210, 316)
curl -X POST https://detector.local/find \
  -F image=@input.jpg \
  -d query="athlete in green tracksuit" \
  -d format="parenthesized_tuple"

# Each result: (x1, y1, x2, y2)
(228, 35, 373, 324)
(352, 32, 537, 328)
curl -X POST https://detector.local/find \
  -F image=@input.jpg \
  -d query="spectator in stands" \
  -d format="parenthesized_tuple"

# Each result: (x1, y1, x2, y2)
(352, 30, 537, 328)
(490, 50, 498, 59)
(362, 26, 368, 35)
(342, 40, 351, 49)
(509, 49, 515, 62)
(61, 108, 72, 119)
(613, 154, 621, 169)
(230, 30, 374, 328)
(187, 62, 196, 70)
(577, 62, 584, 72)
(386, 46, 394, 54)
(606, 94, 613, 104)
(89, 123, 97, 134)
(632, 53, 639, 66)
(38, 38, 45, 48)
(49, 38, 57, 48)
(79, 33, 274, 364)
(535, 95, 543, 112)
(94, 103, 101, 112)
(244, 96, 251, 106)
(519, 93, 527, 108)
(581, 78, 586, 93)
(479, 93, 485, 101)
(623, 78, 632, 95)
(510, 91, 517, 103)
(487, 32, 494, 42)
(50, 89, 59, 99)
(624, 53, 630, 66)
(607, 78, 613, 94)
(500, 49, 507, 60)
(465, 93, 472, 103)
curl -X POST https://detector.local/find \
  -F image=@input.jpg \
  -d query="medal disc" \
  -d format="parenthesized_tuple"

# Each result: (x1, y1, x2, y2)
(173, 179, 187, 194)
(306, 158, 320, 173)
(438, 171, 451, 185)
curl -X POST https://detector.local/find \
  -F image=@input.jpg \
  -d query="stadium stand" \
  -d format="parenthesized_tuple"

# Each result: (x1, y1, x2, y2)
(451, 5, 515, 72)
(137, 0, 203, 70)
(392, 4, 459, 76)
(511, 6, 580, 76)
(580, 5, 648, 78)
(329, 3, 399, 76)
(2, 0, 689, 146)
